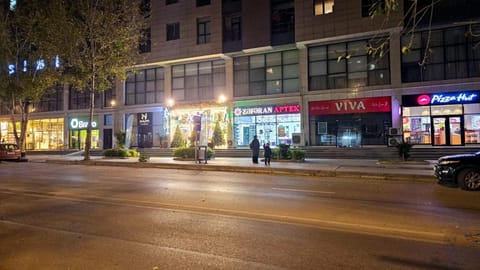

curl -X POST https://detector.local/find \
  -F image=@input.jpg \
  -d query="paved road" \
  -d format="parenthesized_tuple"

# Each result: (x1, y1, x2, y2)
(1, 162, 479, 269)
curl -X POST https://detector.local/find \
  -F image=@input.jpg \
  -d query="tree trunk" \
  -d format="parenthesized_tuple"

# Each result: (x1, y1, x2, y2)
(84, 82, 95, 161)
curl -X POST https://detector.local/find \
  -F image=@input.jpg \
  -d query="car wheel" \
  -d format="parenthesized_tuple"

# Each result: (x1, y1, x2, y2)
(457, 168, 480, 191)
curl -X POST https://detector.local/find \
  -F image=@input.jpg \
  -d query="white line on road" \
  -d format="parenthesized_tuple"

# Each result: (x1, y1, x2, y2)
(272, 187, 335, 194)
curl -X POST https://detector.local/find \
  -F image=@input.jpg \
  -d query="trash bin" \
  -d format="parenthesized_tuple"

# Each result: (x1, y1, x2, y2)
(196, 145, 208, 164)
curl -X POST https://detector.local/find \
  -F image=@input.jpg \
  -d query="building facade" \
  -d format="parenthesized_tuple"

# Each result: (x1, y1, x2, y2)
(1, 0, 480, 150)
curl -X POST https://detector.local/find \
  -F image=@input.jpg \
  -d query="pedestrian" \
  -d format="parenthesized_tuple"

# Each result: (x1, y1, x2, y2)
(249, 135, 260, 164)
(263, 143, 272, 166)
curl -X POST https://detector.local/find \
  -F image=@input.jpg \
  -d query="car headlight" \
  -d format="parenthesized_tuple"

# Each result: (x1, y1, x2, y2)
(438, 160, 461, 165)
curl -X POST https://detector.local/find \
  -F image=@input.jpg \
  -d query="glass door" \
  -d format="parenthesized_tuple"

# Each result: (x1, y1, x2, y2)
(432, 116, 463, 146)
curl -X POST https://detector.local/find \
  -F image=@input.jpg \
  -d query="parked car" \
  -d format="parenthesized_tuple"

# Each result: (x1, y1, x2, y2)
(0, 143, 22, 161)
(434, 151, 480, 191)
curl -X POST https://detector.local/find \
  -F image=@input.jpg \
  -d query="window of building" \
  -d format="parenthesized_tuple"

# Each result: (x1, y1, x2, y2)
(401, 24, 480, 83)
(69, 86, 101, 110)
(125, 68, 165, 105)
(197, 0, 210, 6)
(104, 114, 113, 126)
(167, 22, 180, 41)
(308, 39, 390, 90)
(271, 0, 294, 34)
(172, 60, 225, 102)
(234, 50, 299, 97)
(139, 27, 151, 53)
(223, 15, 241, 42)
(197, 17, 211, 44)
(166, 0, 178, 4)
(35, 85, 64, 112)
(314, 0, 334, 16)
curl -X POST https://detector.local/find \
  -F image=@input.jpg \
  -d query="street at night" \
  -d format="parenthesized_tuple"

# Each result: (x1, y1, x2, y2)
(1, 162, 479, 269)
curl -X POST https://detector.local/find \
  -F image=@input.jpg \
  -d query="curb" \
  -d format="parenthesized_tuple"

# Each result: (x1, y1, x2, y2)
(39, 159, 436, 183)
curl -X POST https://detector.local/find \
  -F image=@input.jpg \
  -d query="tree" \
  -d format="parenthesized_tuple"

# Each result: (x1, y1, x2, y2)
(365, 0, 480, 63)
(170, 125, 186, 148)
(0, 1, 66, 151)
(61, 0, 146, 160)
(211, 121, 225, 148)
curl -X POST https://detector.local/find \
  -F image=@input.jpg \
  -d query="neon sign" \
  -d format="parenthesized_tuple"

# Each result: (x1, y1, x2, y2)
(69, 116, 98, 130)
(402, 91, 480, 106)
(430, 93, 478, 104)
(234, 104, 300, 116)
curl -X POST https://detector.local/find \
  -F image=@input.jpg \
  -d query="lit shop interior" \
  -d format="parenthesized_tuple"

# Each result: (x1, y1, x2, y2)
(233, 106, 301, 147)
(402, 104, 480, 146)
(0, 118, 64, 150)
(169, 106, 229, 147)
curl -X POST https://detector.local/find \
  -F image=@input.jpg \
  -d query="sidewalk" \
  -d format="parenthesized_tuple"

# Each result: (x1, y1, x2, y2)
(27, 154, 437, 182)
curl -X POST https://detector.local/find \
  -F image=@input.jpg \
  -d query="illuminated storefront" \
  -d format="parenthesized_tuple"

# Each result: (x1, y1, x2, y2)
(402, 90, 480, 146)
(308, 97, 392, 147)
(0, 118, 64, 150)
(68, 116, 99, 150)
(233, 104, 301, 147)
(170, 105, 229, 148)
(124, 109, 169, 148)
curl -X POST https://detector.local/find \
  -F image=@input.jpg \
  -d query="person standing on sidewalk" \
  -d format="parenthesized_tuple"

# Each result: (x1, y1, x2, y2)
(263, 143, 272, 166)
(249, 135, 260, 164)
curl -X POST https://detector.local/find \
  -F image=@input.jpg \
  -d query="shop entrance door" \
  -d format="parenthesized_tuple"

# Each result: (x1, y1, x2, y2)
(432, 116, 463, 146)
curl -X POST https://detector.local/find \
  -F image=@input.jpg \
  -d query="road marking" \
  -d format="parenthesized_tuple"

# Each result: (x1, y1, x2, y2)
(272, 187, 335, 194)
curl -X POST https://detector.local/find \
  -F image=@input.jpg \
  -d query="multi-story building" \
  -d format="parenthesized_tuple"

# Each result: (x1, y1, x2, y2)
(1, 0, 480, 151)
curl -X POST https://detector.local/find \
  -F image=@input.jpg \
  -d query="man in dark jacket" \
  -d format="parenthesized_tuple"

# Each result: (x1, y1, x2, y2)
(249, 135, 260, 164)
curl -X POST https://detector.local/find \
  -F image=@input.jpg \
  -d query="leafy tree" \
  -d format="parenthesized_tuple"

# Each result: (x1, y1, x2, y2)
(170, 125, 186, 148)
(211, 121, 225, 148)
(60, 0, 146, 160)
(0, 1, 66, 151)
(114, 130, 126, 149)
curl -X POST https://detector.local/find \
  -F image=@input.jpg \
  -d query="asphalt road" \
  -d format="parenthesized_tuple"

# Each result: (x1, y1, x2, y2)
(0, 162, 479, 270)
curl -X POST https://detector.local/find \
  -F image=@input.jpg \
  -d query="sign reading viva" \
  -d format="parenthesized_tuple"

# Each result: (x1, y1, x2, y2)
(309, 96, 391, 115)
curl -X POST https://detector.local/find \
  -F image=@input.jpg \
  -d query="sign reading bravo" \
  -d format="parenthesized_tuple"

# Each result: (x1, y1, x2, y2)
(309, 96, 391, 115)
(69, 116, 98, 130)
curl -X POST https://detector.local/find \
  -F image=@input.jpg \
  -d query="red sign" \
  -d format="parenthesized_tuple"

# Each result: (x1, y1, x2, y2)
(309, 96, 391, 115)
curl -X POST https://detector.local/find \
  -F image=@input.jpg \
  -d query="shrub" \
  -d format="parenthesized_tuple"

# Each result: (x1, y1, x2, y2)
(127, 149, 140, 157)
(396, 141, 414, 161)
(103, 148, 128, 158)
(289, 149, 306, 160)
(278, 144, 290, 159)
(138, 152, 150, 162)
(173, 146, 215, 159)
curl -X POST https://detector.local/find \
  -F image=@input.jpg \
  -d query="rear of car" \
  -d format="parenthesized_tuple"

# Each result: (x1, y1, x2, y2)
(434, 151, 480, 191)
(0, 143, 22, 161)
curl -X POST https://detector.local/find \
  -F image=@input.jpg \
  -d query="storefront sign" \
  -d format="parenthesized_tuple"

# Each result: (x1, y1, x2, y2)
(402, 91, 480, 106)
(234, 104, 300, 116)
(309, 96, 391, 115)
(138, 112, 152, 126)
(69, 116, 98, 130)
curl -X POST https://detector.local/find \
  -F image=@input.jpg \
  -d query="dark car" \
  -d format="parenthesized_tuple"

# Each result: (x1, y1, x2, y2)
(0, 143, 22, 161)
(434, 151, 480, 191)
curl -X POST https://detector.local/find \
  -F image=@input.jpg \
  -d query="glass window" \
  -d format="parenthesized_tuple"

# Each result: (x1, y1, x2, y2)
(309, 38, 390, 90)
(314, 0, 334, 15)
(401, 24, 480, 82)
(234, 50, 299, 97)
